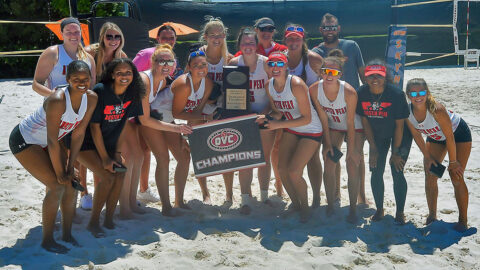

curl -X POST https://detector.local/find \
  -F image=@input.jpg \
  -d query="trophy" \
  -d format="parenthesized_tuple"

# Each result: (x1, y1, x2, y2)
(219, 66, 250, 119)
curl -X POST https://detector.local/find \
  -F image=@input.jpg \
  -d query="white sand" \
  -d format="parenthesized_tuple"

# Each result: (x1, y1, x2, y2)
(0, 67, 479, 269)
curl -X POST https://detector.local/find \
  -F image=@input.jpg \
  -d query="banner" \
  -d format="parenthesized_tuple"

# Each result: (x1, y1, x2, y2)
(188, 114, 265, 177)
(385, 26, 407, 90)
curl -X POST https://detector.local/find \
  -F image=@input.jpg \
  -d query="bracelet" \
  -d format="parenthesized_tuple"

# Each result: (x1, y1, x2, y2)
(449, 160, 457, 164)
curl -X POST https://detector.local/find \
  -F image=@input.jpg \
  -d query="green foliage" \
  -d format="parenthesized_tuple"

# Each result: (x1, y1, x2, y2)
(52, 0, 126, 17)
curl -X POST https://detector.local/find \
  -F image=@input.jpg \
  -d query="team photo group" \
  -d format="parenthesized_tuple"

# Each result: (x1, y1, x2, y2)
(8, 13, 473, 254)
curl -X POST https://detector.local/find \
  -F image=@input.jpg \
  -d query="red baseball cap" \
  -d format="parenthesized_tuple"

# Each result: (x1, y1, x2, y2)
(267, 52, 288, 63)
(365, 65, 386, 77)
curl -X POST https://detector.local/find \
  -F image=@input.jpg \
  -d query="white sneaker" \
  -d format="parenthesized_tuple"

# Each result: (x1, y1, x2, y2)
(80, 194, 93, 210)
(137, 188, 160, 203)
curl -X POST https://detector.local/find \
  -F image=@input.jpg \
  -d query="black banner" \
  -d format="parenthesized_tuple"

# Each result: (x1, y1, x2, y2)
(188, 114, 265, 177)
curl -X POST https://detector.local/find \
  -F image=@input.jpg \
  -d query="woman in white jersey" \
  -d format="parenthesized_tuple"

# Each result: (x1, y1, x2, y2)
(228, 27, 274, 214)
(198, 17, 235, 203)
(283, 24, 325, 208)
(119, 44, 192, 218)
(171, 50, 217, 204)
(257, 52, 331, 222)
(405, 78, 472, 232)
(310, 56, 364, 223)
(9, 61, 97, 253)
(33, 18, 96, 96)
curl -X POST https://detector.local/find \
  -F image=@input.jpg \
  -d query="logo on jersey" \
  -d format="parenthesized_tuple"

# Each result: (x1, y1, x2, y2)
(361, 101, 392, 118)
(207, 128, 243, 152)
(104, 101, 132, 121)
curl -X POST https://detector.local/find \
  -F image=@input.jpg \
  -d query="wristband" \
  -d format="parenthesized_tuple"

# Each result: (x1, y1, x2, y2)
(449, 160, 457, 164)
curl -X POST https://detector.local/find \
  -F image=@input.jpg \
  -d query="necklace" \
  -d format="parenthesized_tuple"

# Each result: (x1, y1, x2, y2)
(114, 91, 126, 108)
(370, 89, 384, 111)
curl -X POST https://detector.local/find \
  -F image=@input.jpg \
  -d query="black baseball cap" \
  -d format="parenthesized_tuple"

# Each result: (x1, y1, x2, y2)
(254, 17, 275, 28)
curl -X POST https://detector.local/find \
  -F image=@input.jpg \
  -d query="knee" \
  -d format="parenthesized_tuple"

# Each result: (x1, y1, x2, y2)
(48, 183, 66, 198)
(179, 152, 191, 165)
(288, 167, 302, 181)
(449, 173, 465, 187)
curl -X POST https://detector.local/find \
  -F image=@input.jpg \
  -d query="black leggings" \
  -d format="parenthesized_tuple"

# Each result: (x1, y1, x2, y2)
(371, 124, 413, 214)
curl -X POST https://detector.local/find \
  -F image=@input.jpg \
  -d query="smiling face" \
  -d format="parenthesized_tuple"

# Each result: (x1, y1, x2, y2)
(112, 63, 133, 88)
(267, 60, 287, 78)
(188, 56, 208, 78)
(157, 29, 176, 48)
(153, 51, 175, 76)
(67, 70, 90, 94)
(255, 27, 274, 44)
(62, 23, 81, 47)
(321, 60, 342, 85)
(103, 29, 122, 51)
(239, 34, 257, 55)
(205, 26, 226, 48)
(366, 73, 386, 90)
(407, 84, 428, 107)
(320, 20, 340, 45)
(285, 34, 303, 52)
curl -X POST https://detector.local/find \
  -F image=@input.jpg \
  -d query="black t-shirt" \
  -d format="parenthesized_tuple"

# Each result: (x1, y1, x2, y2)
(356, 83, 409, 139)
(83, 83, 143, 152)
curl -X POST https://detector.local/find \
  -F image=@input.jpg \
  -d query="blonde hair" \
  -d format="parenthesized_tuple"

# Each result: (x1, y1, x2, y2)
(92, 22, 125, 78)
(406, 78, 437, 116)
(200, 16, 229, 66)
(150, 44, 175, 73)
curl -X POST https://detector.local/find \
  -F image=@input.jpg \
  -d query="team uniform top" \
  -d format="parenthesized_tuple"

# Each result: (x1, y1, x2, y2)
(184, 73, 206, 113)
(48, 45, 92, 90)
(287, 58, 319, 87)
(269, 75, 323, 136)
(238, 55, 269, 113)
(408, 106, 461, 141)
(143, 70, 175, 123)
(207, 57, 224, 84)
(19, 86, 88, 148)
(317, 79, 363, 131)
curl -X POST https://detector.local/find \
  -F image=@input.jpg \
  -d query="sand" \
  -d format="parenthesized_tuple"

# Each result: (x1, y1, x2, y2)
(0, 67, 479, 269)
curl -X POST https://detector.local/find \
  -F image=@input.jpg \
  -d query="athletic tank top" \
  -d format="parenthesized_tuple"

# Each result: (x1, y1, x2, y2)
(47, 45, 91, 90)
(317, 80, 362, 131)
(268, 75, 323, 135)
(143, 70, 165, 104)
(19, 86, 88, 147)
(150, 86, 174, 123)
(207, 56, 224, 84)
(238, 55, 269, 113)
(287, 57, 319, 87)
(184, 73, 206, 113)
(408, 106, 461, 141)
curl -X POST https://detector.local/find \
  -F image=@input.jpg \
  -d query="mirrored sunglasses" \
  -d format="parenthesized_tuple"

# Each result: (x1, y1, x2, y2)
(189, 50, 206, 58)
(156, 59, 175, 66)
(286, 26, 304, 33)
(322, 25, 338, 31)
(409, 90, 427, 97)
(321, 68, 341, 76)
(267, 61, 286, 67)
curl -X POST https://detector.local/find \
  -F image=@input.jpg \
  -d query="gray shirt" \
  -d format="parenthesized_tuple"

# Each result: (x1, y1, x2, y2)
(312, 39, 364, 90)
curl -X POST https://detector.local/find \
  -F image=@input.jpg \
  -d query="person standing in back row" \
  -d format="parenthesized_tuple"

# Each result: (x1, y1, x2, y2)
(312, 13, 368, 206)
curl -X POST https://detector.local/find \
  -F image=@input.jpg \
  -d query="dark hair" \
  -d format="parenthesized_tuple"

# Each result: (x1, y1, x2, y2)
(321, 13, 339, 26)
(100, 58, 146, 103)
(236, 27, 258, 51)
(323, 49, 345, 71)
(157, 25, 177, 38)
(66, 60, 91, 80)
(61, 17, 80, 32)
(284, 23, 309, 82)
(365, 59, 393, 83)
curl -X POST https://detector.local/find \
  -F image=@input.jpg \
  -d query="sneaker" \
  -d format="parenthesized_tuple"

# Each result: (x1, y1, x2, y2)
(80, 194, 93, 210)
(137, 188, 160, 203)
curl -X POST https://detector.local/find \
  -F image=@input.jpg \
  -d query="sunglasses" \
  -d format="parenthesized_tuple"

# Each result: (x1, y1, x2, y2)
(286, 26, 304, 33)
(322, 25, 338, 31)
(409, 90, 427, 97)
(189, 50, 206, 58)
(267, 61, 286, 67)
(155, 59, 175, 66)
(106, 34, 122, 41)
(321, 68, 341, 76)
(259, 26, 275, 33)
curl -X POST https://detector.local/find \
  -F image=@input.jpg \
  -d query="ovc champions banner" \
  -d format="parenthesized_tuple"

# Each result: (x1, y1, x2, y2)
(188, 114, 265, 177)
(385, 26, 407, 90)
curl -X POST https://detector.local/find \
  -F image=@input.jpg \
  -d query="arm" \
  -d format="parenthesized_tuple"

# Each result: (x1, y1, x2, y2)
(32, 46, 57, 96)
(67, 91, 98, 173)
(45, 93, 69, 184)
(138, 73, 191, 134)
(344, 83, 361, 165)
(434, 104, 463, 177)
(390, 118, 406, 172)
(308, 50, 324, 76)
(86, 53, 97, 88)
(405, 119, 438, 171)
(227, 56, 239, 66)
(309, 82, 332, 156)
(171, 76, 206, 121)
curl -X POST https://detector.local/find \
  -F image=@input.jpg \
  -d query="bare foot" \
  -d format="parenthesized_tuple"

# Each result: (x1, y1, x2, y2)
(103, 220, 115, 230)
(311, 196, 320, 209)
(119, 211, 135, 220)
(357, 195, 370, 206)
(240, 205, 251, 215)
(131, 204, 146, 214)
(41, 240, 69, 254)
(162, 206, 181, 217)
(203, 195, 212, 205)
(87, 224, 106, 238)
(264, 199, 276, 207)
(299, 208, 311, 223)
(175, 202, 191, 210)
(280, 203, 298, 218)
(425, 215, 437, 225)
(453, 222, 468, 232)
(346, 210, 358, 224)
(371, 208, 384, 222)
(395, 212, 406, 225)
(326, 206, 335, 217)
(62, 234, 81, 247)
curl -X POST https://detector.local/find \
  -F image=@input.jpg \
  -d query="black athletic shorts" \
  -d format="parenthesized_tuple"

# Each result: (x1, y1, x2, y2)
(9, 124, 32, 154)
(427, 118, 472, 145)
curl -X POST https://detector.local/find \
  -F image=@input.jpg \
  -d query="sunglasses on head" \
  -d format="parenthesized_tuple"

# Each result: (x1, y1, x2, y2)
(259, 26, 275, 32)
(267, 61, 286, 67)
(321, 68, 341, 76)
(155, 59, 175, 66)
(286, 26, 304, 33)
(409, 90, 427, 97)
(322, 25, 338, 31)
(189, 50, 206, 58)
(106, 34, 122, 41)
